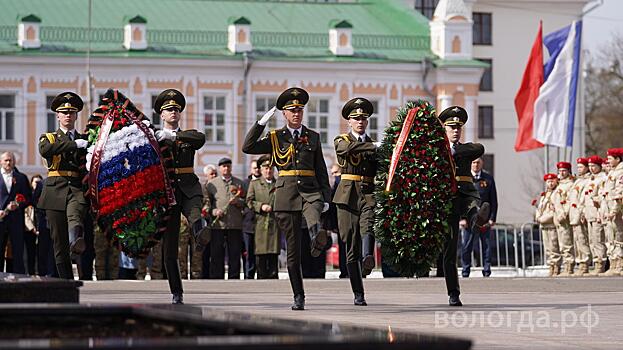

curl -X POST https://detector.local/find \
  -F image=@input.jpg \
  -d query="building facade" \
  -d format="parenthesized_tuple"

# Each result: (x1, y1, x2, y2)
(0, 0, 589, 223)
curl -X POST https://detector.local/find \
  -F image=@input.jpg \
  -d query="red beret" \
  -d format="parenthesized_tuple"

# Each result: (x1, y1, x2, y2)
(587, 155, 603, 165)
(543, 173, 558, 181)
(607, 148, 623, 158)
(556, 161, 572, 170)
(576, 157, 589, 166)
(602, 157, 609, 165)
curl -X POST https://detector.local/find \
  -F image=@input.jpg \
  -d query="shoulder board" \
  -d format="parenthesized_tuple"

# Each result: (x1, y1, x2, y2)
(44, 133, 56, 143)
(337, 134, 350, 142)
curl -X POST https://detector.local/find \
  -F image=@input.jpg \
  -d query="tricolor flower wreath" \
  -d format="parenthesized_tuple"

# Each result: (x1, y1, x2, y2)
(374, 100, 455, 277)
(86, 89, 175, 257)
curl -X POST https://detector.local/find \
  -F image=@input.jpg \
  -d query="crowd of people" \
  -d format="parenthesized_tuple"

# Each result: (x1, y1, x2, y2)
(534, 152, 623, 277)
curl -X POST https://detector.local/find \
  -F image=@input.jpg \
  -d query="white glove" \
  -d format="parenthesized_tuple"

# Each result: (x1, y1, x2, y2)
(258, 106, 277, 126)
(156, 129, 175, 142)
(322, 202, 330, 213)
(141, 119, 151, 127)
(373, 141, 382, 148)
(75, 139, 88, 149)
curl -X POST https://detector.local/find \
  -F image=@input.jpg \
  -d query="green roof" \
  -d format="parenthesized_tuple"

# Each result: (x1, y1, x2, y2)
(433, 59, 490, 68)
(126, 15, 147, 24)
(20, 14, 41, 23)
(0, 0, 434, 63)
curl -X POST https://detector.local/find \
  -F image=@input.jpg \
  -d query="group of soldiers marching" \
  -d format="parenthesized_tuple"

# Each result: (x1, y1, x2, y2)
(39, 86, 491, 308)
(535, 151, 623, 277)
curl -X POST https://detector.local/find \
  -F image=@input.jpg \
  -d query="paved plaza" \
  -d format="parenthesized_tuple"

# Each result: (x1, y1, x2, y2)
(81, 276, 622, 350)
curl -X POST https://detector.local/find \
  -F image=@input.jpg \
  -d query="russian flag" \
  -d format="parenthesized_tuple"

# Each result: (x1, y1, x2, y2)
(514, 21, 582, 151)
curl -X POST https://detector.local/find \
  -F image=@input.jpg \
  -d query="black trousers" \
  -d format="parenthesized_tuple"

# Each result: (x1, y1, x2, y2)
(209, 229, 243, 279)
(256, 254, 278, 279)
(23, 231, 37, 275)
(243, 232, 256, 279)
(444, 195, 479, 296)
(162, 205, 183, 294)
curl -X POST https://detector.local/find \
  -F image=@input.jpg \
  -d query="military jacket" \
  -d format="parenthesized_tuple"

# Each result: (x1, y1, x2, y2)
(332, 133, 377, 209)
(582, 172, 606, 222)
(453, 142, 484, 199)
(604, 163, 623, 216)
(160, 129, 205, 200)
(246, 178, 280, 255)
(535, 189, 555, 226)
(552, 177, 574, 226)
(37, 129, 88, 210)
(242, 122, 331, 211)
(568, 174, 589, 226)
(204, 176, 246, 230)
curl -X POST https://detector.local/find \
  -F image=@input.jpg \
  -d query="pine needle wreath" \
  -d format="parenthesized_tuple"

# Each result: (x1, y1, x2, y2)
(374, 100, 454, 277)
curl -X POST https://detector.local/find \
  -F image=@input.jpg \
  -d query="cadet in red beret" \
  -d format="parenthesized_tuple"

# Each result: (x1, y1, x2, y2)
(536, 173, 560, 276)
(569, 157, 591, 275)
(603, 148, 623, 275)
(552, 161, 575, 275)
(584, 155, 608, 274)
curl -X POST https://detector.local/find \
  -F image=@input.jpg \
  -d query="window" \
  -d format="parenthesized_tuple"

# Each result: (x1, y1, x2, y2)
(482, 154, 495, 177)
(0, 94, 15, 141)
(368, 100, 381, 141)
(415, 0, 440, 20)
(478, 106, 494, 139)
(45, 95, 58, 132)
(473, 12, 492, 45)
(150, 94, 162, 128)
(255, 96, 277, 132)
(203, 95, 226, 143)
(478, 58, 493, 91)
(306, 98, 329, 144)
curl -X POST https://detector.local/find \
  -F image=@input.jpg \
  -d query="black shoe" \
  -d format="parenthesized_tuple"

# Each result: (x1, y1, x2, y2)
(172, 293, 184, 305)
(483, 271, 491, 277)
(449, 294, 463, 307)
(472, 203, 490, 231)
(310, 228, 327, 258)
(362, 255, 375, 277)
(194, 227, 211, 253)
(462, 272, 470, 278)
(291, 294, 305, 310)
(354, 292, 367, 306)
(70, 237, 86, 255)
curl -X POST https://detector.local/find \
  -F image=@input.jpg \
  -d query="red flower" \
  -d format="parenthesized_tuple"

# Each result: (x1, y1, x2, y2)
(15, 194, 26, 204)
(540, 192, 545, 197)
(298, 135, 309, 145)
(531, 199, 537, 206)
(560, 200, 567, 205)
(572, 204, 577, 208)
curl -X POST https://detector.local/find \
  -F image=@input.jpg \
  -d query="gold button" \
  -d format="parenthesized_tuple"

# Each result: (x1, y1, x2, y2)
(297, 181, 301, 184)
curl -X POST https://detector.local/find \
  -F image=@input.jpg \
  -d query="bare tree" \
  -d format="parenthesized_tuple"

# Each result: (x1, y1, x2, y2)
(585, 32, 623, 155)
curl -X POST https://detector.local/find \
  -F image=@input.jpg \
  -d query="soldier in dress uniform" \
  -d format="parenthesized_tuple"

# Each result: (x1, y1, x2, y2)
(603, 148, 623, 276)
(568, 157, 591, 276)
(153, 88, 210, 304)
(246, 154, 281, 279)
(439, 106, 490, 306)
(551, 162, 575, 276)
(536, 173, 560, 276)
(242, 87, 331, 310)
(38, 92, 89, 279)
(583, 155, 608, 274)
(333, 97, 378, 306)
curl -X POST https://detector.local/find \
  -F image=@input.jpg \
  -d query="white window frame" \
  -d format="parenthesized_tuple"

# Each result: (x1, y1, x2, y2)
(201, 91, 230, 145)
(306, 96, 331, 145)
(0, 92, 17, 143)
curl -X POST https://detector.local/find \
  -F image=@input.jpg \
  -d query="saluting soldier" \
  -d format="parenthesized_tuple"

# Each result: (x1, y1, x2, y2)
(536, 173, 560, 276)
(603, 148, 623, 276)
(153, 88, 210, 304)
(568, 157, 591, 275)
(551, 161, 575, 276)
(246, 154, 281, 279)
(242, 87, 331, 311)
(333, 97, 378, 306)
(38, 92, 89, 280)
(439, 106, 490, 307)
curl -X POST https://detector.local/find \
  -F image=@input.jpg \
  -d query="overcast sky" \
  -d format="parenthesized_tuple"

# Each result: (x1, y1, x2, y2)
(583, 0, 623, 56)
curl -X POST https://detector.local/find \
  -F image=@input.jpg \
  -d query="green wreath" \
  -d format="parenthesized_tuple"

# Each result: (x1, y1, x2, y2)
(374, 100, 454, 277)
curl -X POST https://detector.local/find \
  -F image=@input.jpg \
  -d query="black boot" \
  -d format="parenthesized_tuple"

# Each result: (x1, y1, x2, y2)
(347, 262, 367, 306)
(291, 294, 305, 311)
(449, 293, 463, 307)
(172, 293, 184, 304)
(308, 223, 327, 258)
(192, 220, 211, 253)
(470, 202, 490, 233)
(56, 262, 74, 280)
(69, 226, 86, 255)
